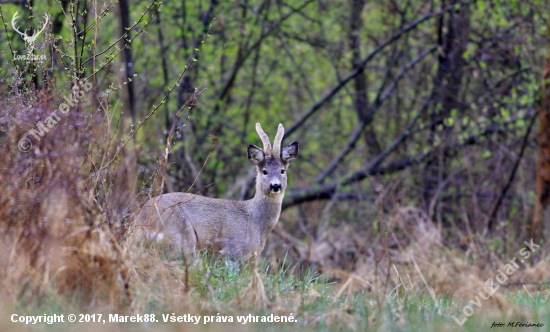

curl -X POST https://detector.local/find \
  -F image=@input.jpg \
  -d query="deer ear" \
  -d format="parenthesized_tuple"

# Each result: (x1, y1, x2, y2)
(247, 144, 265, 165)
(281, 141, 299, 164)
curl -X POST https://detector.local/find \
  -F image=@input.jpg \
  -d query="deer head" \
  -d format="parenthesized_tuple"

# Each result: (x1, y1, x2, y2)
(12, 11, 49, 53)
(247, 123, 299, 198)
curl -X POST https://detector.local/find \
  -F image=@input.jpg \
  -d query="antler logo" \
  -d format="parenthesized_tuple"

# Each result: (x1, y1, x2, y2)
(11, 11, 49, 54)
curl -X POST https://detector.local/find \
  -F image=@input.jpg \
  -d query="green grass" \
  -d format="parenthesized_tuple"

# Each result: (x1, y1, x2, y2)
(4, 252, 550, 332)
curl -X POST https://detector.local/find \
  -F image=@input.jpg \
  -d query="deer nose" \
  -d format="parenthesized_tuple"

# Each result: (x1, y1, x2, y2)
(270, 183, 282, 192)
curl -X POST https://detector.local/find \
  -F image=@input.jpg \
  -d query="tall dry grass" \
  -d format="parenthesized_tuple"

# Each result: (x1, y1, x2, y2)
(0, 66, 283, 320)
(0, 72, 138, 308)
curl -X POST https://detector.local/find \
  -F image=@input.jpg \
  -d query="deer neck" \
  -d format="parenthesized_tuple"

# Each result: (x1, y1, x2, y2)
(250, 183, 283, 233)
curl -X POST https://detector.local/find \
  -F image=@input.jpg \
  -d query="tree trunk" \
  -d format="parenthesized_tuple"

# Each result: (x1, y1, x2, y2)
(348, 0, 381, 155)
(422, 0, 470, 211)
(532, 22, 550, 242)
(118, 0, 135, 122)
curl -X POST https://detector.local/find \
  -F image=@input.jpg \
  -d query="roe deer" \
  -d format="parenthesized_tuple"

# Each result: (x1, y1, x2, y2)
(135, 123, 299, 260)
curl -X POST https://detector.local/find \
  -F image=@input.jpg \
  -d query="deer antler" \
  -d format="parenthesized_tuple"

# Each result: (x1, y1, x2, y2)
(272, 124, 284, 158)
(11, 11, 25, 37)
(27, 14, 49, 42)
(255, 123, 272, 157)
(32, 14, 49, 39)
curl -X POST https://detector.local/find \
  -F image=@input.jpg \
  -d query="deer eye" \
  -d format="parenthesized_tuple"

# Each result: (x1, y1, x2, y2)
(281, 170, 285, 174)
(262, 170, 268, 175)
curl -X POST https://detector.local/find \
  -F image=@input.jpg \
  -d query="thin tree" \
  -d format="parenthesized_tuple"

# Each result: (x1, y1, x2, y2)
(532, 21, 550, 241)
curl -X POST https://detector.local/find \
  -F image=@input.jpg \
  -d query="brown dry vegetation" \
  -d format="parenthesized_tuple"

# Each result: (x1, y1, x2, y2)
(1, 95, 550, 331)
(1, 1, 550, 331)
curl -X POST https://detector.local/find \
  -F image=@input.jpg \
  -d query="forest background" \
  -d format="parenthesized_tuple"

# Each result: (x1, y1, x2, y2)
(0, 0, 550, 331)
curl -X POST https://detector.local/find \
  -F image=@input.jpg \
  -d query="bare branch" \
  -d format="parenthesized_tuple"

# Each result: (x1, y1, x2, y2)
(284, 107, 537, 209)
(285, 0, 476, 139)
(314, 46, 437, 183)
